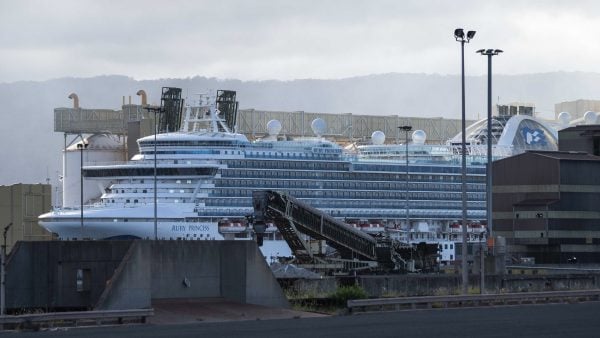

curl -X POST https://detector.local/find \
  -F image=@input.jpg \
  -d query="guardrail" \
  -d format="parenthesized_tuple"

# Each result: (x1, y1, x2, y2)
(0, 308, 154, 330)
(347, 290, 600, 313)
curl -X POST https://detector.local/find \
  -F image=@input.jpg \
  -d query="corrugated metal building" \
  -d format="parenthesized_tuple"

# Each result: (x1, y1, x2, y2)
(0, 184, 54, 252)
(493, 151, 600, 263)
(558, 125, 600, 156)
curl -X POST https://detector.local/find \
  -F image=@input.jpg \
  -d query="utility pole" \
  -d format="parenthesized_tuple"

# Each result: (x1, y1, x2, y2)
(1, 222, 13, 315)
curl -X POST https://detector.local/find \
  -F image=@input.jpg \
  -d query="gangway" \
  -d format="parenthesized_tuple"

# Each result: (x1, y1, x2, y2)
(252, 190, 378, 263)
(250, 190, 445, 274)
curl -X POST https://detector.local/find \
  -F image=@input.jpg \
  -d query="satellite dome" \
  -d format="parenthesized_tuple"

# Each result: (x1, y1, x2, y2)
(371, 131, 385, 145)
(311, 118, 327, 137)
(584, 111, 598, 125)
(557, 112, 571, 127)
(412, 130, 427, 145)
(266, 119, 282, 136)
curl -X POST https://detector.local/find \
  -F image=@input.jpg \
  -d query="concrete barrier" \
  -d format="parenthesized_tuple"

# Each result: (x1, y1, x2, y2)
(0, 309, 153, 329)
(347, 289, 600, 313)
(4, 240, 288, 312)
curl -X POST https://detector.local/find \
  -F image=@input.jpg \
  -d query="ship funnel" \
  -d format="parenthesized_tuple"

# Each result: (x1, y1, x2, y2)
(136, 89, 147, 106)
(68, 93, 79, 109)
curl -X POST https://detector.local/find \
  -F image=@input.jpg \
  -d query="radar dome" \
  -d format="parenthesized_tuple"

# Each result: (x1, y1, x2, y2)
(557, 112, 571, 127)
(584, 111, 598, 125)
(266, 119, 282, 136)
(371, 131, 385, 145)
(412, 130, 427, 145)
(311, 118, 327, 137)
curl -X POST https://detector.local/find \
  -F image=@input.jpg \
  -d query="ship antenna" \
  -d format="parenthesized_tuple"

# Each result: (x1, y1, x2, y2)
(211, 96, 219, 132)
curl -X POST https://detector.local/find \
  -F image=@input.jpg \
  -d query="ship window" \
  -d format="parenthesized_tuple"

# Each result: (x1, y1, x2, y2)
(126, 199, 130, 203)
(141, 180, 144, 183)
(176, 180, 181, 184)
(134, 199, 138, 203)
(187, 180, 192, 184)
(143, 189, 147, 193)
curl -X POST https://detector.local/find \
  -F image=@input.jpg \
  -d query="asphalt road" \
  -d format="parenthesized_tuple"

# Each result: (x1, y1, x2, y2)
(4, 302, 600, 337)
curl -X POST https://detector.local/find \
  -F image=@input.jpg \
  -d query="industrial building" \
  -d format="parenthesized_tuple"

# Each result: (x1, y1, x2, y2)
(54, 91, 472, 152)
(558, 124, 600, 156)
(496, 102, 536, 117)
(0, 184, 54, 252)
(492, 150, 600, 263)
(555, 99, 600, 121)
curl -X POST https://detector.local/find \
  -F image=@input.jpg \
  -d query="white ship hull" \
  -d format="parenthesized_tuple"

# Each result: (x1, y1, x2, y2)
(39, 204, 293, 258)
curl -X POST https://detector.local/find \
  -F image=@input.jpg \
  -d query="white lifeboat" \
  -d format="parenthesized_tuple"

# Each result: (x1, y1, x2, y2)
(360, 221, 385, 234)
(449, 222, 462, 232)
(468, 222, 485, 233)
(218, 219, 247, 233)
(265, 222, 278, 233)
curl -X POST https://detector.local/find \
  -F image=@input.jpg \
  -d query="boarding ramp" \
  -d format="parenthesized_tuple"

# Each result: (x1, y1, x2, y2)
(252, 190, 378, 263)
(252, 190, 442, 273)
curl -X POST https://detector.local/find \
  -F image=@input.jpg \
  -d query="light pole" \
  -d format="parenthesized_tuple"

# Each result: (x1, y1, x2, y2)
(476, 49, 502, 244)
(399, 126, 412, 231)
(154, 111, 157, 241)
(455, 28, 476, 295)
(146, 106, 162, 240)
(77, 138, 88, 239)
(1, 222, 12, 315)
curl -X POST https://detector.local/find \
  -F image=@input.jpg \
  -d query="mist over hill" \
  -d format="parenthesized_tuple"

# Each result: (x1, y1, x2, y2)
(2, 72, 600, 189)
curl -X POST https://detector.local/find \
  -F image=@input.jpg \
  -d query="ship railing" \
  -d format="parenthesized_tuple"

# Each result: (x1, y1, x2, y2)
(84, 159, 220, 167)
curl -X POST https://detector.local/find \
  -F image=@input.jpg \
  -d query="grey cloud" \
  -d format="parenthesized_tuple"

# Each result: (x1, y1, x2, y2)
(2, 0, 600, 82)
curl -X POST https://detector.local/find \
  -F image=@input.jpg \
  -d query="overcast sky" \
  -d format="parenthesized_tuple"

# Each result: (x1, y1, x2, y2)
(2, 0, 599, 83)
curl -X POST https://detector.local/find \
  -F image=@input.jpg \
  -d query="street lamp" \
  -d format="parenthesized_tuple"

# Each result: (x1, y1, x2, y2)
(476, 49, 502, 243)
(1, 222, 12, 315)
(398, 126, 412, 231)
(77, 138, 88, 239)
(146, 106, 162, 240)
(455, 27, 476, 295)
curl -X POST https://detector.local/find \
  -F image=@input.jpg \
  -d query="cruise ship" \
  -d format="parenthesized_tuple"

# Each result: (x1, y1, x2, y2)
(39, 89, 561, 261)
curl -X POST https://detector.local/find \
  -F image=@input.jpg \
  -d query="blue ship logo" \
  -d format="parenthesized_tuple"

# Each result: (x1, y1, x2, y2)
(522, 127, 546, 145)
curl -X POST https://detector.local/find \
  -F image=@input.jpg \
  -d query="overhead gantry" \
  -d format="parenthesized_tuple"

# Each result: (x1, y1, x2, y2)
(250, 190, 438, 273)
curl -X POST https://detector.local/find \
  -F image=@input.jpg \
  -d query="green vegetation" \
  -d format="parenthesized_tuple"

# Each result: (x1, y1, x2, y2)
(286, 284, 369, 314)
(330, 285, 368, 307)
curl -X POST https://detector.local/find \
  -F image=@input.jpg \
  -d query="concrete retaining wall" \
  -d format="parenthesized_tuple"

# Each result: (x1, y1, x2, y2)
(5, 241, 131, 310)
(94, 241, 151, 310)
(5, 240, 288, 312)
(287, 273, 600, 298)
(150, 241, 222, 299)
